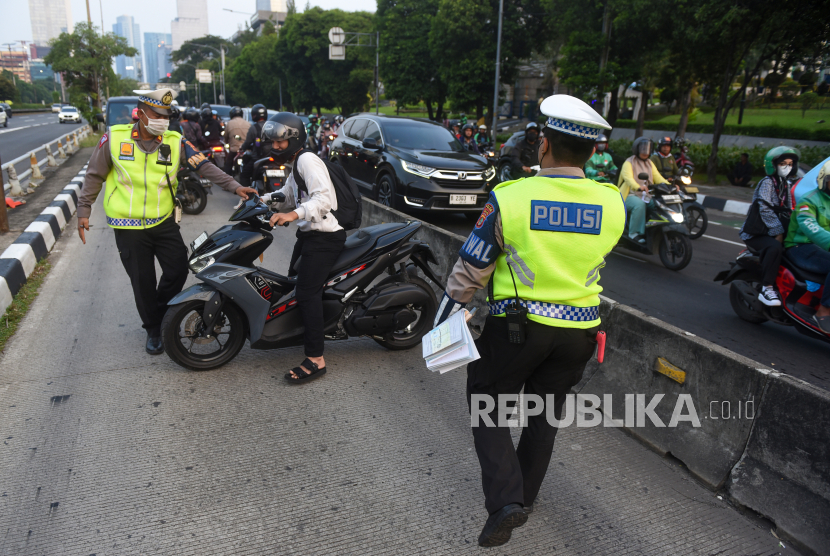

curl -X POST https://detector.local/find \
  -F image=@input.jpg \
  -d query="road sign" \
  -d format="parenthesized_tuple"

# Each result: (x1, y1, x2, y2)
(179, 81, 187, 91)
(328, 27, 345, 45)
(329, 45, 345, 61)
(195, 69, 212, 84)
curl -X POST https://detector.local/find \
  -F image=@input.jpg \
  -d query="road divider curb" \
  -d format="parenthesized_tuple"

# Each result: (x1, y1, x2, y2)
(0, 165, 88, 316)
(697, 193, 751, 216)
(2, 124, 91, 195)
(361, 196, 829, 554)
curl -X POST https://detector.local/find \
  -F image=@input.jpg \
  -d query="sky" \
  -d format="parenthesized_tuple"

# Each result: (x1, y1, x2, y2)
(0, 0, 377, 48)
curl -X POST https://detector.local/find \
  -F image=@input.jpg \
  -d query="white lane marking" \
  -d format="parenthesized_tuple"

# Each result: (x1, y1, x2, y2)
(709, 221, 742, 230)
(611, 251, 646, 263)
(703, 234, 744, 247)
(0, 124, 33, 134)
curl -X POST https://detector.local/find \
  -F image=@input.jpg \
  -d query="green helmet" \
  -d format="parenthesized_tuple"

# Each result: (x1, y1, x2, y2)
(764, 146, 800, 176)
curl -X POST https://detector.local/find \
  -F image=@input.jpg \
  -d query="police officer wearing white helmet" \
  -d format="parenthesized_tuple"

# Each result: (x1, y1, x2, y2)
(434, 94, 626, 547)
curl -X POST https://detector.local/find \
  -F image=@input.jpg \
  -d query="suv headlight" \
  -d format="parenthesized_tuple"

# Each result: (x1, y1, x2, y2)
(188, 244, 231, 273)
(484, 166, 496, 180)
(401, 160, 436, 177)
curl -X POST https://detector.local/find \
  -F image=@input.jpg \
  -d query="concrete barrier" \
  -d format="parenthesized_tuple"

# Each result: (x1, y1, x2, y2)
(360, 196, 830, 554)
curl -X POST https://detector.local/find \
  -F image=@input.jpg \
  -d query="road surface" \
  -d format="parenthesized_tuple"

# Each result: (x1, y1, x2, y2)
(1, 111, 85, 186)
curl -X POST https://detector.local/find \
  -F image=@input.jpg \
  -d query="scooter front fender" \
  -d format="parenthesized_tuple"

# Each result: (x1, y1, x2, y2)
(196, 263, 269, 342)
(168, 283, 217, 305)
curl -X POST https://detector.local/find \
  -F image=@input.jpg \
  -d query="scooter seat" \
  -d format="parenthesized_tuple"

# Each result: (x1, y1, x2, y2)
(783, 252, 827, 285)
(331, 223, 408, 270)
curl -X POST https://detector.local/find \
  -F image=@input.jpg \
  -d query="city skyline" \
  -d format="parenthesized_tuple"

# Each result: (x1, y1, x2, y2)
(113, 15, 141, 80)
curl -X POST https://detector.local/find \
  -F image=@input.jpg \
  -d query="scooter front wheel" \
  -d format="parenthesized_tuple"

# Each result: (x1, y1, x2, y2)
(162, 300, 247, 370)
(181, 182, 208, 215)
(684, 204, 708, 239)
(658, 232, 693, 271)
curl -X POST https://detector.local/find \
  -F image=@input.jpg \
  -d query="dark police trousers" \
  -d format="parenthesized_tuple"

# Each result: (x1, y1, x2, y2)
(467, 315, 598, 514)
(113, 218, 188, 338)
(288, 229, 347, 357)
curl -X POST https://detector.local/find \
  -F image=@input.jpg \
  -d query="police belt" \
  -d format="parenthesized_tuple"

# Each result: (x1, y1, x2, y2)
(489, 299, 599, 322)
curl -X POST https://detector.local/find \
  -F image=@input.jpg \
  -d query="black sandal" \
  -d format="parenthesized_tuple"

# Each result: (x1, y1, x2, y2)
(285, 358, 327, 384)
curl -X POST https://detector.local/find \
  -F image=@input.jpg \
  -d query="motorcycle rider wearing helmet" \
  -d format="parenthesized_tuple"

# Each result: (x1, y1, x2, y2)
(239, 104, 269, 187)
(452, 122, 461, 139)
(739, 146, 799, 307)
(785, 160, 830, 332)
(459, 112, 468, 126)
(617, 137, 669, 243)
(475, 124, 489, 147)
(584, 133, 617, 183)
(651, 136, 679, 181)
(200, 107, 223, 152)
(76, 89, 257, 355)
(262, 113, 347, 384)
(222, 106, 251, 176)
(510, 122, 541, 178)
(180, 108, 207, 150)
(167, 106, 182, 134)
(460, 123, 481, 154)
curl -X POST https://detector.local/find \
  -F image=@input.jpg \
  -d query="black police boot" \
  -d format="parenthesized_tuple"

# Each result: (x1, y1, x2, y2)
(477, 503, 528, 547)
(146, 333, 164, 355)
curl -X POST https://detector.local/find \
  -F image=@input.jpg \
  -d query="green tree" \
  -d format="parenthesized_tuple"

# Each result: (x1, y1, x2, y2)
(0, 71, 20, 102)
(108, 74, 140, 97)
(45, 22, 136, 124)
(228, 32, 282, 109)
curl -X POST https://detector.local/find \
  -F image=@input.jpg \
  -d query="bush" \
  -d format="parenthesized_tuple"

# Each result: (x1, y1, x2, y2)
(608, 138, 830, 177)
(612, 119, 830, 142)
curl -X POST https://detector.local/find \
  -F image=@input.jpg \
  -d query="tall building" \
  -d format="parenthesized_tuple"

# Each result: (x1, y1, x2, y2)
(257, 0, 287, 9)
(144, 33, 173, 82)
(171, 0, 209, 51)
(113, 15, 142, 80)
(0, 51, 31, 84)
(252, 0, 288, 33)
(28, 0, 73, 47)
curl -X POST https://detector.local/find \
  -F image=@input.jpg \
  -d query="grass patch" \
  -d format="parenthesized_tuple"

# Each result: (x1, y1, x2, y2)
(79, 132, 102, 149)
(0, 258, 52, 354)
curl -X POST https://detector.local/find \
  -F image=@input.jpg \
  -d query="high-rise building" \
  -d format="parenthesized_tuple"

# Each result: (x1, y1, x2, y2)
(257, 0, 287, 9)
(0, 51, 31, 84)
(113, 15, 142, 80)
(144, 33, 173, 82)
(28, 0, 73, 47)
(171, 0, 209, 51)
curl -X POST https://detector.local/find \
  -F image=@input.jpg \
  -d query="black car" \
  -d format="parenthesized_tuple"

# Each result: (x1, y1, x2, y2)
(0, 103, 12, 118)
(329, 114, 496, 214)
(496, 130, 526, 182)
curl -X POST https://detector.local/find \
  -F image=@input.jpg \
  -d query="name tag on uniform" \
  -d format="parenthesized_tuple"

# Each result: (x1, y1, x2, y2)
(530, 201, 602, 235)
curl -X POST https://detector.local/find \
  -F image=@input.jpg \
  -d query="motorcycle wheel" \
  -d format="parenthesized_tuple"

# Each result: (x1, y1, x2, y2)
(729, 282, 768, 324)
(162, 300, 247, 371)
(498, 162, 513, 182)
(181, 182, 207, 215)
(685, 205, 708, 240)
(373, 276, 438, 351)
(658, 231, 693, 271)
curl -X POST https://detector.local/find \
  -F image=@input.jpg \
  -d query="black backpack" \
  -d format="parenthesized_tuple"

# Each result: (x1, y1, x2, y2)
(291, 150, 363, 231)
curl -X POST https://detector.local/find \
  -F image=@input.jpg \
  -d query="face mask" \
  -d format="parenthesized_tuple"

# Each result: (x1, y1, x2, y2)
(596, 143, 606, 153)
(527, 132, 538, 142)
(141, 110, 168, 136)
(777, 165, 791, 178)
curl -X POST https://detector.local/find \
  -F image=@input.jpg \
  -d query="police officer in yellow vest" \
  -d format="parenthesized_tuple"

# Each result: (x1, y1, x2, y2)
(434, 94, 625, 547)
(77, 89, 257, 354)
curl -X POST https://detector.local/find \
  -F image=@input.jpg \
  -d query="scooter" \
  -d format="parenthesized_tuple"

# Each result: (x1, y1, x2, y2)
(673, 168, 707, 239)
(250, 156, 288, 194)
(161, 190, 444, 371)
(318, 131, 337, 160)
(714, 248, 830, 344)
(673, 137, 695, 175)
(616, 172, 693, 270)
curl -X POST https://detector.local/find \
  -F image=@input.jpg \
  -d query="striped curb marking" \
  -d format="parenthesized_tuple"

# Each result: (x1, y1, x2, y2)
(697, 194, 751, 216)
(0, 170, 87, 316)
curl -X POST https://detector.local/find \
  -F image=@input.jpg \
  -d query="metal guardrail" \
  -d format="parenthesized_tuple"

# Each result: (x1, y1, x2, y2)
(2, 124, 92, 194)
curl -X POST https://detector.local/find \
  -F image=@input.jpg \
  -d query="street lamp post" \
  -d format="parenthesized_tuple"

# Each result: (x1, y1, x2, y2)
(190, 43, 226, 104)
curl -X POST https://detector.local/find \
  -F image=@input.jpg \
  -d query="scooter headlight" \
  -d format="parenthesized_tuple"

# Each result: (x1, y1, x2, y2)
(670, 211, 684, 223)
(188, 244, 231, 273)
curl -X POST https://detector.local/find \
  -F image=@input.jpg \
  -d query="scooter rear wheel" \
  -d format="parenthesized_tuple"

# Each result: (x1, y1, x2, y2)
(373, 276, 438, 351)
(181, 182, 208, 215)
(658, 232, 693, 271)
(162, 300, 247, 370)
(729, 281, 768, 324)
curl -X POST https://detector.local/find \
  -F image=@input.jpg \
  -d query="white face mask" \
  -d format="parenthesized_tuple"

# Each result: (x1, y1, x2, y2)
(777, 165, 792, 178)
(141, 110, 169, 136)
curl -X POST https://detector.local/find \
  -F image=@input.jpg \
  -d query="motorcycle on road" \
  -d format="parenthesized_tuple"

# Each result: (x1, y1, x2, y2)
(673, 168, 708, 240)
(715, 248, 830, 344)
(177, 168, 211, 215)
(616, 172, 693, 270)
(161, 189, 444, 371)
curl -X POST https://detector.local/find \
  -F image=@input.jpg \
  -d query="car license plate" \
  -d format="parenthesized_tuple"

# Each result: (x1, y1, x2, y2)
(450, 195, 477, 205)
(192, 231, 208, 251)
(266, 169, 285, 178)
(662, 194, 682, 203)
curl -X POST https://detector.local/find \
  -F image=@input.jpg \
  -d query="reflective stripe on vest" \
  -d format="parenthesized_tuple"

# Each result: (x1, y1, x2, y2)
(104, 125, 181, 229)
(490, 175, 625, 329)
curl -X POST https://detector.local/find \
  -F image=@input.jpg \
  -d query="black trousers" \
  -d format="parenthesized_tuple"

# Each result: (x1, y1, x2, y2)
(467, 316, 598, 514)
(744, 234, 783, 286)
(113, 218, 189, 338)
(288, 229, 347, 357)
(223, 149, 238, 176)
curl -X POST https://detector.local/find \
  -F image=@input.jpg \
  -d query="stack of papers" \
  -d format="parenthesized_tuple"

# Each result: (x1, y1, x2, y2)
(422, 309, 480, 373)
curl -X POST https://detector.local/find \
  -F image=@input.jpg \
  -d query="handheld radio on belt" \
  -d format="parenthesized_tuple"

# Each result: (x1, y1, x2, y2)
(504, 265, 528, 344)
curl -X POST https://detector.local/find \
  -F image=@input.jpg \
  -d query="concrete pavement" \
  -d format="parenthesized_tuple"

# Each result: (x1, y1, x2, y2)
(0, 185, 793, 555)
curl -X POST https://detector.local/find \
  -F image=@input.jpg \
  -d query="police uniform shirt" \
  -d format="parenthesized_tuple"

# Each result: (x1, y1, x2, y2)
(78, 122, 242, 220)
(444, 166, 586, 304)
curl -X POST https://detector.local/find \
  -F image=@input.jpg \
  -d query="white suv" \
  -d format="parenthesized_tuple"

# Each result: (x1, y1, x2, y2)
(59, 106, 81, 123)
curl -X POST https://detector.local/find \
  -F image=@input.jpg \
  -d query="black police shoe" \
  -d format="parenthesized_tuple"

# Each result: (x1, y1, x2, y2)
(478, 503, 528, 547)
(146, 334, 164, 355)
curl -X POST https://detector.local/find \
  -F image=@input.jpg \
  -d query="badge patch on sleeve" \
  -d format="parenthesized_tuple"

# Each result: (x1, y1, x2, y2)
(188, 152, 207, 168)
(475, 203, 495, 229)
(98, 133, 108, 149)
(119, 142, 135, 161)
(530, 201, 602, 234)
